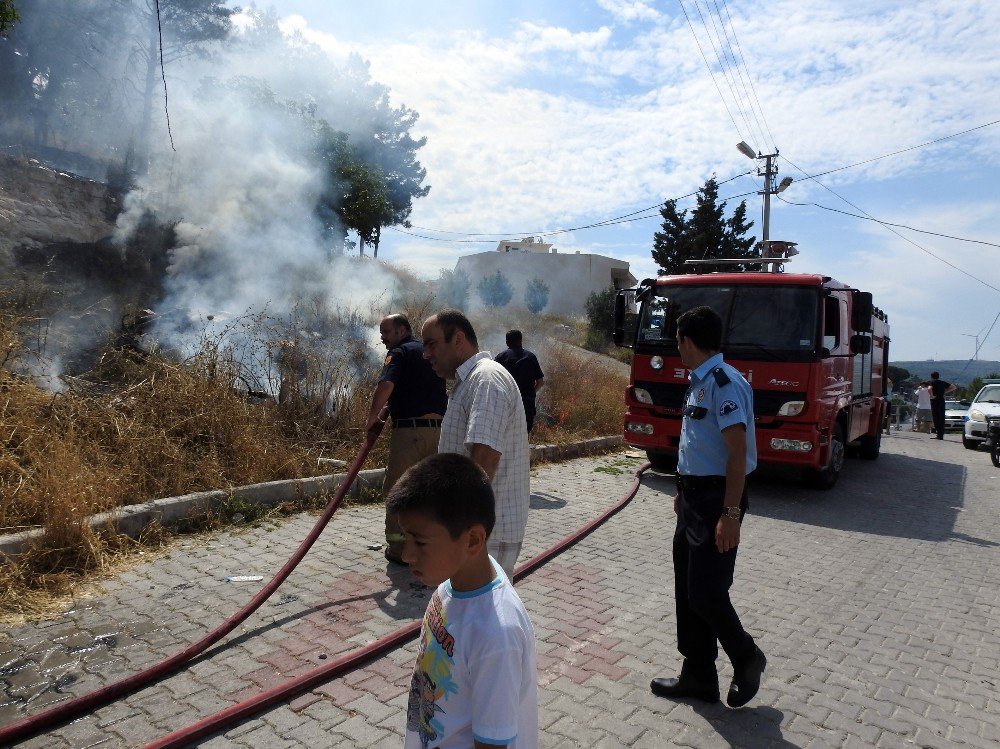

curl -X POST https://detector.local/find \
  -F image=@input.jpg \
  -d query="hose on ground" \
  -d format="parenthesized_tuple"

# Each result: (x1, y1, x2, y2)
(0, 411, 389, 747)
(143, 462, 651, 749)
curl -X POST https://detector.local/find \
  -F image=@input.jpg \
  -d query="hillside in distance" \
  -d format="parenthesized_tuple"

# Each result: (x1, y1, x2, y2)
(890, 360, 1000, 386)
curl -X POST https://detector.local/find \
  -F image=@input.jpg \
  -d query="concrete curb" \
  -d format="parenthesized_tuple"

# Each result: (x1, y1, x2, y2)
(0, 436, 623, 560)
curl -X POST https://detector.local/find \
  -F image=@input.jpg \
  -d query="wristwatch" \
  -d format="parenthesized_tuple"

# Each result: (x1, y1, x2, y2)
(723, 506, 741, 521)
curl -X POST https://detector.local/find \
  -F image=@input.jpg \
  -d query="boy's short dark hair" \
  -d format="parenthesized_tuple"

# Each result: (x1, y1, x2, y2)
(505, 329, 522, 348)
(386, 453, 495, 538)
(676, 305, 723, 352)
(433, 309, 479, 347)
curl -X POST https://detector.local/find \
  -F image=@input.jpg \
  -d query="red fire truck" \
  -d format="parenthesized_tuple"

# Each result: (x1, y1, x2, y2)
(613, 263, 889, 488)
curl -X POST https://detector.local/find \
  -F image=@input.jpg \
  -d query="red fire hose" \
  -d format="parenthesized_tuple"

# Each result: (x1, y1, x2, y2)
(0, 411, 390, 747)
(143, 462, 651, 749)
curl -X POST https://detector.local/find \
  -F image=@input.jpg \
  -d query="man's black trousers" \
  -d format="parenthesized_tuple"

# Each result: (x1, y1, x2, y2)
(931, 402, 946, 439)
(673, 480, 755, 674)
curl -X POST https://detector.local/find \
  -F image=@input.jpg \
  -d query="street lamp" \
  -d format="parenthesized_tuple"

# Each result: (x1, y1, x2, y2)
(961, 333, 980, 361)
(737, 141, 787, 262)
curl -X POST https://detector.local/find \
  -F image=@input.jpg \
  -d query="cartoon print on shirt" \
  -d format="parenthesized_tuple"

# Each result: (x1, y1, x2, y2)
(407, 591, 459, 748)
(720, 400, 739, 416)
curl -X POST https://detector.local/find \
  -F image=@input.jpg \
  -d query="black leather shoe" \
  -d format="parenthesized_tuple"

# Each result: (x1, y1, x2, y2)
(650, 675, 720, 703)
(727, 647, 766, 707)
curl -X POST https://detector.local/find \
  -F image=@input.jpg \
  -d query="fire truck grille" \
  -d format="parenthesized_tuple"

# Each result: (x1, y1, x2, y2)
(636, 381, 806, 417)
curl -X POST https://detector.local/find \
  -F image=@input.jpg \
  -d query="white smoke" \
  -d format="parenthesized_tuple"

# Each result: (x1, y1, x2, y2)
(112, 13, 402, 357)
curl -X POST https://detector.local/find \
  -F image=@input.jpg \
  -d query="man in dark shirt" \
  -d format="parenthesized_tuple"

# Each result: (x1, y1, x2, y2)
(365, 314, 448, 564)
(494, 329, 544, 432)
(928, 371, 956, 440)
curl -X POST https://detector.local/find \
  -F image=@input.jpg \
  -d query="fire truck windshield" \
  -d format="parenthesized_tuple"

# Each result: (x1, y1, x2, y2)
(637, 284, 820, 361)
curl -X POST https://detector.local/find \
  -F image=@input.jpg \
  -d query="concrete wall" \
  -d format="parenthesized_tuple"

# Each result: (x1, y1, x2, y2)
(457, 251, 636, 317)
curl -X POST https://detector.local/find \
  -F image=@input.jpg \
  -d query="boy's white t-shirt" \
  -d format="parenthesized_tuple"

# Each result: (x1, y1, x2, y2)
(404, 557, 538, 749)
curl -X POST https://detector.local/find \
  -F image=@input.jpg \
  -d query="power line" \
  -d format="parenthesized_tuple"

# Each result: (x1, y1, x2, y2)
(954, 308, 1000, 381)
(691, 0, 757, 143)
(404, 170, 754, 240)
(779, 154, 1000, 296)
(719, 0, 777, 150)
(676, 0, 744, 140)
(802, 118, 1000, 180)
(704, 0, 768, 151)
(775, 195, 1000, 249)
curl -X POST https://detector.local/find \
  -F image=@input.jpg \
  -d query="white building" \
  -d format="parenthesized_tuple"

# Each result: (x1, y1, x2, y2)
(455, 238, 636, 317)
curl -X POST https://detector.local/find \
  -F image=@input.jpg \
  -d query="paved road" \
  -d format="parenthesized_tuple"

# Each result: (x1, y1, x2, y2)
(2, 431, 998, 748)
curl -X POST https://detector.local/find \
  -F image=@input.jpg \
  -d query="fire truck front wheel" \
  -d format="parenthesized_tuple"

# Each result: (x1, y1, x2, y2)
(645, 450, 678, 474)
(803, 424, 845, 490)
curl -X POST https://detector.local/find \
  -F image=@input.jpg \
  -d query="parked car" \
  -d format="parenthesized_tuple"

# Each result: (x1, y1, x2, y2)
(944, 399, 970, 432)
(963, 384, 1000, 449)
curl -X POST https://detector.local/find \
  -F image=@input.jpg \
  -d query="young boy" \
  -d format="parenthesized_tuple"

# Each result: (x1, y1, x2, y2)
(386, 453, 538, 749)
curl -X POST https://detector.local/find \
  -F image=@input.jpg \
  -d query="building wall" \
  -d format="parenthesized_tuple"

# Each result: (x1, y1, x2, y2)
(456, 251, 636, 317)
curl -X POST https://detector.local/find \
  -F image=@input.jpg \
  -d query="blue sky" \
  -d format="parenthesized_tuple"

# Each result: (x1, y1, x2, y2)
(258, 0, 1000, 362)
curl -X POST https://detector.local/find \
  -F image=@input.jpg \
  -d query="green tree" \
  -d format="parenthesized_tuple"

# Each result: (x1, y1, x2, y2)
(477, 270, 513, 308)
(524, 277, 550, 314)
(584, 285, 616, 350)
(651, 177, 755, 275)
(437, 267, 470, 309)
(130, 0, 234, 159)
(0, 0, 19, 35)
(959, 372, 1000, 400)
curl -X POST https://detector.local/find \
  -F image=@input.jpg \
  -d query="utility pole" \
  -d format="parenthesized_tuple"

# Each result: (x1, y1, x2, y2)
(962, 333, 980, 361)
(737, 142, 792, 270)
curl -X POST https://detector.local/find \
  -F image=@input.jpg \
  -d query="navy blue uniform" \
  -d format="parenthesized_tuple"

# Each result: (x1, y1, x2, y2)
(494, 347, 543, 430)
(674, 353, 758, 680)
(379, 336, 447, 422)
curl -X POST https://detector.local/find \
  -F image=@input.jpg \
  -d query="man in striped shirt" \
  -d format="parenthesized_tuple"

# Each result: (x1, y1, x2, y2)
(421, 310, 531, 579)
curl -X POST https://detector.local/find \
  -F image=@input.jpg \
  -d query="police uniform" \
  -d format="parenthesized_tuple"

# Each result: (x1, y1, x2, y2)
(673, 352, 759, 681)
(380, 335, 448, 561)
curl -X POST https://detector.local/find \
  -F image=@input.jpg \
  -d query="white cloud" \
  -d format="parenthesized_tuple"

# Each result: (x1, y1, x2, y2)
(261, 0, 1000, 360)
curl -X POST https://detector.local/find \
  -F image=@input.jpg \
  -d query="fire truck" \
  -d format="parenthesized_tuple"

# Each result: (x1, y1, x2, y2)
(612, 260, 889, 488)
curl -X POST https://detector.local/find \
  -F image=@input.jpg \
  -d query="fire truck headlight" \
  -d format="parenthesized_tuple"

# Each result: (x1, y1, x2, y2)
(770, 438, 813, 452)
(777, 401, 806, 416)
(649, 356, 664, 370)
(969, 409, 986, 423)
(626, 422, 654, 435)
(633, 387, 654, 404)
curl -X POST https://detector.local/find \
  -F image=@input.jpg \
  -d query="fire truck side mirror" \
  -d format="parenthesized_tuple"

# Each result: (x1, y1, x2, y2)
(850, 334, 872, 355)
(851, 291, 873, 332)
(613, 290, 636, 348)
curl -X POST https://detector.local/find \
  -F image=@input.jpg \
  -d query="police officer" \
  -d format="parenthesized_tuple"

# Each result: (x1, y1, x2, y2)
(365, 314, 447, 565)
(650, 305, 767, 708)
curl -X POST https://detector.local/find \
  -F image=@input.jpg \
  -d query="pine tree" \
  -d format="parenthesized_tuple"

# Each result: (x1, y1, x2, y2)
(651, 177, 755, 275)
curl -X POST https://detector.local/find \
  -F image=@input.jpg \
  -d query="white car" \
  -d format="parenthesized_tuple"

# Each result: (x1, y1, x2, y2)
(963, 384, 1000, 449)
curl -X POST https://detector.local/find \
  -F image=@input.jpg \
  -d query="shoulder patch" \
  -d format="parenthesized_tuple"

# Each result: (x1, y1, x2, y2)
(720, 400, 739, 416)
(711, 367, 731, 387)
(384, 354, 393, 365)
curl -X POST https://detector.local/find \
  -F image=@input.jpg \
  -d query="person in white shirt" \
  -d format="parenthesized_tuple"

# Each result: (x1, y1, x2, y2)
(914, 384, 932, 432)
(387, 453, 538, 749)
(421, 310, 530, 579)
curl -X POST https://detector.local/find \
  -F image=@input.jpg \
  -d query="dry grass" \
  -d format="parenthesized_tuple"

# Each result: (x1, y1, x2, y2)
(0, 286, 627, 616)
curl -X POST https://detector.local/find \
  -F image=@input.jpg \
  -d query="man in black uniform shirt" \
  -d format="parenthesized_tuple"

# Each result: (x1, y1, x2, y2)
(365, 314, 447, 564)
(928, 371, 956, 440)
(494, 330, 544, 432)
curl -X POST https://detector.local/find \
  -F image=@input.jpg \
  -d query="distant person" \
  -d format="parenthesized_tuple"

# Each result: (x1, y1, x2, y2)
(650, 306, 766, 709)
(928, 371, 957, 440)
(914, 383, 932, 433)
(421, 310, 530, 579)
(365, 314, 447, 565)
(387, 453, 538, 749)
(495, 330, 545, 432)
(884, 377, 894, 435)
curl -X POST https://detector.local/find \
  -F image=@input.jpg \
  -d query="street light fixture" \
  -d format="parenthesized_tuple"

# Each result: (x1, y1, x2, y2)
(735, 141, 785, 253)
(737, 141, 757, 160)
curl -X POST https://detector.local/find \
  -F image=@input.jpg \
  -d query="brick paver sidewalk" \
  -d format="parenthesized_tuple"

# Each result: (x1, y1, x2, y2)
(3, 434, 999, 747)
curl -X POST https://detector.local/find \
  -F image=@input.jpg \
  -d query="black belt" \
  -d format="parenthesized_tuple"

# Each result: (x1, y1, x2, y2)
(677, 474, 726, 490)
(392, 418, 443, 429)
